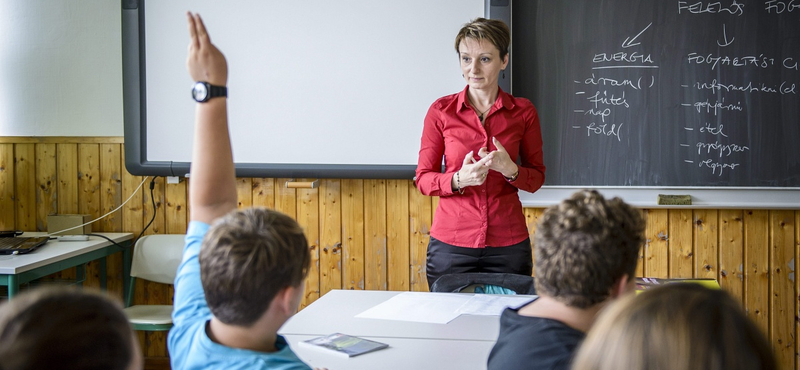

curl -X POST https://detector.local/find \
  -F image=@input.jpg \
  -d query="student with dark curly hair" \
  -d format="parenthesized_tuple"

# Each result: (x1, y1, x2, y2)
(488, 189, 645, 370)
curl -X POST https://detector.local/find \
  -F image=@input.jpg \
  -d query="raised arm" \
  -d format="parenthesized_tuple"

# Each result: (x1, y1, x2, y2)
(186, 12, 237, 223)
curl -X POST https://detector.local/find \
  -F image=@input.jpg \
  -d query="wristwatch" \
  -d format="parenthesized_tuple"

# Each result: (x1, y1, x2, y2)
(191, 81, 227, 102)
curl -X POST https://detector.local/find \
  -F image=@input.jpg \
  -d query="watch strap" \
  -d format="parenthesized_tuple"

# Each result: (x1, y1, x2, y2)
(208, 84, 227, 99)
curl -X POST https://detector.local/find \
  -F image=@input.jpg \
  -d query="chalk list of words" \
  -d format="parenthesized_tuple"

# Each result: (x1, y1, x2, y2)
(571, 0, 798, 177)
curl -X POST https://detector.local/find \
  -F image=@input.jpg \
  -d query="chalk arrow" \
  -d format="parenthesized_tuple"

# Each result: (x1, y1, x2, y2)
(622, 22, 652, 48)
(717, 24, 734, 47)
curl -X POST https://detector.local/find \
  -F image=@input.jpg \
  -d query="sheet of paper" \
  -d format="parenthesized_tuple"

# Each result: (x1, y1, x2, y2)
(455, 295, 536, 316)
(355, 292, 472, 324)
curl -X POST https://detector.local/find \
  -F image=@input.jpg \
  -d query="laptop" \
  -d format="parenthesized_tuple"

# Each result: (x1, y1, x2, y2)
(0, 237, 50, 255)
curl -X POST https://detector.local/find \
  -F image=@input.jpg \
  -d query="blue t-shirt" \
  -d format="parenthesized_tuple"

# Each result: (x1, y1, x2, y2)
(168, 221, 311, 370)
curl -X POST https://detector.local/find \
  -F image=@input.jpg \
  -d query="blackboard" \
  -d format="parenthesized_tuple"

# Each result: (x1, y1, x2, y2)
(511, 0, 800, 187)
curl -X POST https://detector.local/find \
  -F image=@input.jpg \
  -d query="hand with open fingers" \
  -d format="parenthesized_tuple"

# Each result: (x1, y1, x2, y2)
(186, 12, 228, 86)
(457, 151, 492, 188)
(479, 137, 519, 178)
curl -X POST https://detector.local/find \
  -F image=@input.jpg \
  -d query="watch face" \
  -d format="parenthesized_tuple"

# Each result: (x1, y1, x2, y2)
(192, 82, 209, 102)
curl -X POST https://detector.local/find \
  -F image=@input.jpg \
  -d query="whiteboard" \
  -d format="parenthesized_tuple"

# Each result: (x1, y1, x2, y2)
(123, 0, 489, 178)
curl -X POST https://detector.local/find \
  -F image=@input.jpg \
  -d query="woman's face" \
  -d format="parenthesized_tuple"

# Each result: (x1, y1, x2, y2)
(459, 37, 508, 91)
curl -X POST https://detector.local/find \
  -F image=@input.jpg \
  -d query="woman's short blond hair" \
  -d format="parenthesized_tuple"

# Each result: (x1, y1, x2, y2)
(454, 18, 510, 59)
(572, 283, 777, 370)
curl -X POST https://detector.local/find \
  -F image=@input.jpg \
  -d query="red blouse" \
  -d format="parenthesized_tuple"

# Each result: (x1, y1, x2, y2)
(415, 86, 545, 248)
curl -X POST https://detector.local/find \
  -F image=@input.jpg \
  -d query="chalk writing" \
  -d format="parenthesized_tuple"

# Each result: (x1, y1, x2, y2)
(678, 1, 745, 15)
(593, 51, 654, 64)
(765, 0, 800, 13)
(699, 159, 740, 175)
(697, 141, 750, 157)
(586, 122, 624, 141)
(691, 79, 797, 94)
(585, 108, 611, 122)
(581, 74, 655, 89)
(699, 122, 729, 137)
(589, 91, 630, 108)
(688, 98, 743, 114)
(687, 53, 775, 70)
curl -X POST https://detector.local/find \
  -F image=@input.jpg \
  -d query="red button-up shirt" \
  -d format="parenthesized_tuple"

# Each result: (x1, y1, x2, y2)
(415, 86, 545, 248)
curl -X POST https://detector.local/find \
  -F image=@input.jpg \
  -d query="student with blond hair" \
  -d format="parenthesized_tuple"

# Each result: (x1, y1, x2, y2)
(0, 287, 142, 370)
(571, 283, 777, 370)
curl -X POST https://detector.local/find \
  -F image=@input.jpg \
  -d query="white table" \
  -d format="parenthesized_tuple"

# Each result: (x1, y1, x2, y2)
(0, 232, 134, 298)
(280, 290, 520, 370)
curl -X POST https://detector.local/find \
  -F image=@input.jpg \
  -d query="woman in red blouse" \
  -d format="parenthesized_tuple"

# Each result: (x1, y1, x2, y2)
(416, 18, 546, 289)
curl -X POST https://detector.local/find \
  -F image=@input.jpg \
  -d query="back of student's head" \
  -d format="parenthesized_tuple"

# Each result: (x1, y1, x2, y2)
(0, 287, 140, 370)
(200, 207, 311, 326)
(572, 283, 777, 370)
(534, 189, 644, 308)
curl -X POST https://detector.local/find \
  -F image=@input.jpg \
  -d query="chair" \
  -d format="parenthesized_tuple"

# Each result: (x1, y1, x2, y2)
(430, 273, 536, 295)
(123, 234, 185, 331)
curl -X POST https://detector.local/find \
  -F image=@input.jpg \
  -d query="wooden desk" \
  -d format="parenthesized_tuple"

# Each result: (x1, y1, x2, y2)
(0, 233, 133, 299)
(280, 290, 508, 370)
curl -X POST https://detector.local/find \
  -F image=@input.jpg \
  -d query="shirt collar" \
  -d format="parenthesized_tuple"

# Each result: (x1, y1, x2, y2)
(457, 85, 515, 113)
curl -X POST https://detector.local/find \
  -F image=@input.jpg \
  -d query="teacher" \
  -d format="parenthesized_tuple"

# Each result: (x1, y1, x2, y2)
(415, 18, 545, 289)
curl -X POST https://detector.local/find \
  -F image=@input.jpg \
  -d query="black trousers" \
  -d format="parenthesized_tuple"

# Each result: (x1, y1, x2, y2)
(426, 237, 533, 289)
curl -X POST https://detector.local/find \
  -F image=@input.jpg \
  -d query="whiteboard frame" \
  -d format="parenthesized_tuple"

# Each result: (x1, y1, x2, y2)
(122, 0, 506, 179)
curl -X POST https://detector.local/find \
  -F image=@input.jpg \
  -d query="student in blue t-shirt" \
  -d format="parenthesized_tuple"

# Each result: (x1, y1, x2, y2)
(168, 12, 324, 370)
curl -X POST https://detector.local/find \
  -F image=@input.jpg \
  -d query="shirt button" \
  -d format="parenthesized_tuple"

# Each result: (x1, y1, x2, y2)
(482, 189, 486, 193)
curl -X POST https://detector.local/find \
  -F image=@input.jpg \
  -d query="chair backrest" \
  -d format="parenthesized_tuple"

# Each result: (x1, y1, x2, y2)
(431, 273, 537, 295)
(129, 234, 185, 285)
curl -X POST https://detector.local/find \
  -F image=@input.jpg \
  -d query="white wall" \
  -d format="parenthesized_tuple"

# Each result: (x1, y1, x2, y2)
(0, 0, 122, 137)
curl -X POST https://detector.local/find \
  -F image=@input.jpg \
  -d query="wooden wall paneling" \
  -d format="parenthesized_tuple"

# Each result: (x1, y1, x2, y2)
(718, 209, 744, 304)
(99, 144, 122, 233)
(55, 143, 79, 281)
(635, 209, 646, 278)
(408, 182, 431, 292)
(78, 144, 101, 288)
(693, 209, 719, 280)
(144, 176, 168, 358)
(791, 210, 800, 370)
(165, 180, 187, 234)
(14, 144, 36, 231)
(251, 178, 275, 208)
(34, 143, 57, 232)
(162, 175, 186, 350)
(56, 144, 79, 214)
(341, 179, 365, 290)
(121, 148, 146, 351)
(668, 209, 695, 278)
(297, 179, 320, 308)
(795, 211, 799, 370)
(524, 208, 544, 277)
(0, 144, 14, 230)
(274, 178, 297, 219)
(770, 210, 796, 370)
(319, 179, 342, 295)
(643, 209, 669, 279)
(235, 177, 253, 209)
(364, 179, 387, 291)
(386, 179, 410, 291)
(99, 143, 124, 297)
(744, 210, 771, 338)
